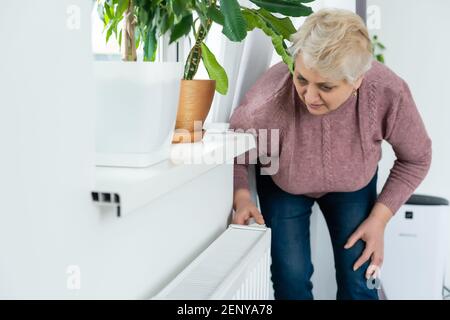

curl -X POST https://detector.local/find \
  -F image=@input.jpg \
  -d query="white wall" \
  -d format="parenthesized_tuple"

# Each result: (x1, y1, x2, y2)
(0, 0, 96, 298)
(367, 0, 450, 203)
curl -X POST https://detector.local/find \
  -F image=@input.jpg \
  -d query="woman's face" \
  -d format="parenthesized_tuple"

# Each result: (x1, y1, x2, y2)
(293, 54, 363, 115)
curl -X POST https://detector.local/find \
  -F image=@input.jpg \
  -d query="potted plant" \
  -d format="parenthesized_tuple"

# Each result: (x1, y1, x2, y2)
(94, 0, 188, 167)
(170, 0, 315, 143)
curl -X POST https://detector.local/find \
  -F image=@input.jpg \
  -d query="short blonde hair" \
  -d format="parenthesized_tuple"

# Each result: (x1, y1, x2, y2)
(289, 8, 373, 84)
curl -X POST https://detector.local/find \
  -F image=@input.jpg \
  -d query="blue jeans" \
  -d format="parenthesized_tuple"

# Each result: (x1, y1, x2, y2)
(256, 167, 379, 300)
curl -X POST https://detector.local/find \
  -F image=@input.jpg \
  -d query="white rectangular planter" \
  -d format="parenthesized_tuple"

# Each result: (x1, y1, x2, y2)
(94, 61, 183, 167)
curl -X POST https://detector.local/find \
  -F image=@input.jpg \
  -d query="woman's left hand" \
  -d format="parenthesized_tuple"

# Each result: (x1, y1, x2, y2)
(344, 202, 393, 279)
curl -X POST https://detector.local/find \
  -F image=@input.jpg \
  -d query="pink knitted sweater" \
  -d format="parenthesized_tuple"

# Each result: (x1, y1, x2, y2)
(229, 61, 432, 214)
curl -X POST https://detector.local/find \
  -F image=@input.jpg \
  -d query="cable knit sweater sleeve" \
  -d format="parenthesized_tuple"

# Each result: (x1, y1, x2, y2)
(376, 80, 432, 214)
(229, 62, 291, 193)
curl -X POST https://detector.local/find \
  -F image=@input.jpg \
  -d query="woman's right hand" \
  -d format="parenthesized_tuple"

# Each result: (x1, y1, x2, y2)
(232, 200, 265, 225)
(232, 189, 265, 225)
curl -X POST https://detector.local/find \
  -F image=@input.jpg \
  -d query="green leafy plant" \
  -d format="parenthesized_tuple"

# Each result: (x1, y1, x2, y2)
(97, 0, 190, 61)
(371, 34, 386, 64)
(179, 0, 314, 94)
(97, 0, 315, 95)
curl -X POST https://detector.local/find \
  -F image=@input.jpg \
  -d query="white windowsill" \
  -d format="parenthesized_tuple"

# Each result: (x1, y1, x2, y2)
(91, 131, 256, 217)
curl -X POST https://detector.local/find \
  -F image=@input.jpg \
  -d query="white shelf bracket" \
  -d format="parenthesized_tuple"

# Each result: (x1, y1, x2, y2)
(91, 191, 121, 217)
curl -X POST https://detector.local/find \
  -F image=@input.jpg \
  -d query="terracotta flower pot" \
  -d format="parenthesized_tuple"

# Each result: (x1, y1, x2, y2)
(172, 79, 216, 143)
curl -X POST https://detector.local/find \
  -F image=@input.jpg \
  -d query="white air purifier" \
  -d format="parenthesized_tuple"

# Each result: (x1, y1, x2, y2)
(381, 195, 450, 300)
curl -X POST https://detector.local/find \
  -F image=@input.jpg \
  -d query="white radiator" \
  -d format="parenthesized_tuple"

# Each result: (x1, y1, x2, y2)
(152, 224, 272, 300)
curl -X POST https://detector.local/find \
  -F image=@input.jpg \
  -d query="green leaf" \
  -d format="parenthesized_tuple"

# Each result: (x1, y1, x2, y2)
(207, 6, 224, 26)
(172, 0, 184, 15)
(169, 13, 193, 44)
(201, 42, 228, 95)
(106, 26, 113, 44)
(255, 8, 296, 39)
(135, 28, 140, 49)
(105, 19, 115, 43)
(250, 0, 313, 17)
(244, 10, 294, 73)
(376, 42, 386, 50)
(104, 2, 114, 20)
(220, 0, 247, 42)
(242, 10, 258, 31)
(196, 0, 208, 16)
(113, 21, 118, 39)
(143, 28, 157, 62)
(376, 54, 385, 64)
(138, 9, 148, 26)
(172, 0, 186, 22)
(115, 0, 129, 19)
(118, 28, 122, 48)
(151, 6, 161, 31)
(160, 12, 173, 35)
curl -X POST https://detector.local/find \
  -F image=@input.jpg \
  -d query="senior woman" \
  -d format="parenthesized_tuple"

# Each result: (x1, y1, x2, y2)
(229, 8, 432, 300)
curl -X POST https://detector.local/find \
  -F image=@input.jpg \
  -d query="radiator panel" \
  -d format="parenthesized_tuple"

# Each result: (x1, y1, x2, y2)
(153, 225, 271, 300)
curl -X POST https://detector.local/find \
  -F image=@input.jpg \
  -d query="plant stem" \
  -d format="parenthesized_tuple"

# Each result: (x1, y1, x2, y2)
(122, 0, 137, 61)
(183, 18, 212, 79)
(183, 0, 216, 79)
